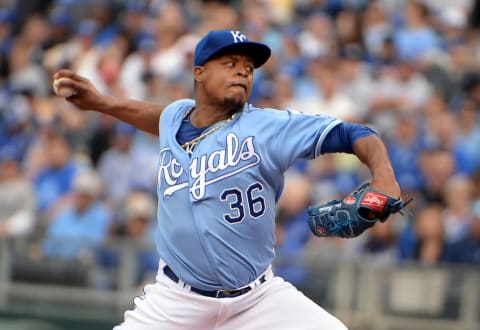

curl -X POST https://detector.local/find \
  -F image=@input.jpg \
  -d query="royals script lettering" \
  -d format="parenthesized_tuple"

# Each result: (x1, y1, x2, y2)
(158, 133, 260, 200)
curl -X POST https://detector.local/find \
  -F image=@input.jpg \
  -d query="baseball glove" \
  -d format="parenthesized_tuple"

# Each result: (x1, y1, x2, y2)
(307, 183, 412, 238)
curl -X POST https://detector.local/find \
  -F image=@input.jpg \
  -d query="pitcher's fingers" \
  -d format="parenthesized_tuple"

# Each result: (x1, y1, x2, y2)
(53, 70, 89, 83)
(64, 79, 92, 95)
(53, 69, 73, 80)
(53, 77, 76, 90)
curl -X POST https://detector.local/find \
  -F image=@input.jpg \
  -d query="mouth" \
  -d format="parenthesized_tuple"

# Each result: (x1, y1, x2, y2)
(228, 82, 247, 92)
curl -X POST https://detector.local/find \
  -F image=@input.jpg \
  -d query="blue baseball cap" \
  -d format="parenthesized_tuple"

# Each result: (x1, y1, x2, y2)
(194, 30, 271, 68)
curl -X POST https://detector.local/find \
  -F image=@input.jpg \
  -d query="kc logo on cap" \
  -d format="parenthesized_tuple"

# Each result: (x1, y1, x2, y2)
(193, 29, 271, 68)
(230, 31, 248, 43)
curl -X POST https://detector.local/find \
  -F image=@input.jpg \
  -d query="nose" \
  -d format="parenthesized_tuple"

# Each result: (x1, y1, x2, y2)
(236, 68, 248, 77)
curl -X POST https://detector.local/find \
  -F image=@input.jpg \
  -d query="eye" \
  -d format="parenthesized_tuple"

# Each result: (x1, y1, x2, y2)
(226, 61, 235, 67)
(246, 66, 254, 74)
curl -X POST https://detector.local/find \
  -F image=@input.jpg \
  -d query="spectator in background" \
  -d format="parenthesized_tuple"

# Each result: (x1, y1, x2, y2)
(335, 9, 363, 53)
(88, 0, 119, 47)
(422, 100, 457, 150)
(94, 39, 129, 97)
(0, 146, 36, 238)
(120, 36, 157, 100)
(398, 205, 444, 264)
(86, 113, 118, 166)
(42, 169, 111, 261)
(269, 72, 296, 109)
(393, 0, 440, 62)
(372, 35, 398, 67)
(76, 20, 126, 95)
(298, 12, 334, 60)
(274, 25, 306, 79)
(150, 1, 191, 82)
(290, 58, 359, 122)
(442, 227, 480, 265)
(123, 190, 156, 243)
(8, 14, 50, 96)
(45, 7, 73, 49)
(463, 72, 480, 109)
(129, 130, 161, 197)
(198, 0, 239, 34)
(440, 175, 476, 253)
(418, 146, 456, 205)
(441, 43, 475, 106)
(122, 191, 157, 285)
(97, 122, 139, 210)
(386, 114, 424, 194)
(369, 58, 432, 134)
(420, 94, 478, 176)
(44, 19, 108, 92)
(312, 58, 360, 122)
(0, 88, 35, 158)
(42, 18, 97, 75)
(116, 0, 152, 55)
(274, 173, 313, 289)
(416, 209, 443, 266)
(361, 219, 398, 265)
(473, 171, 480, 215)
(32, 131, 81, 219)
(453, 99, 480, 175)
(55, 100, 93, 155)
(361, 1, 392, 59)
(96, 190, 157, 289)
(241, 0, 283, 54)
(308, 153, 359, 205)
(0, 8, 14, 76)
(338, 44, 375, 118)
(437, 5, 469, 50)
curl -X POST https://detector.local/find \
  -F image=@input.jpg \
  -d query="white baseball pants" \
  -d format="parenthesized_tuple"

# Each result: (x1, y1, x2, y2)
(113, 263, 348, 330)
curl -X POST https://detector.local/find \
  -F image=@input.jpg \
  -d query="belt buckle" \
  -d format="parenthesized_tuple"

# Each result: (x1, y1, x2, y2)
(216, 288, 247, 298)
(215, 274, 268, 298)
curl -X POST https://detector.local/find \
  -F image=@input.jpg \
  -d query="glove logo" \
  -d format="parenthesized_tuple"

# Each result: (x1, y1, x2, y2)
(343, 196, 356, 205)
(316, 226, 327, 235)
(360, 192, 387, 212)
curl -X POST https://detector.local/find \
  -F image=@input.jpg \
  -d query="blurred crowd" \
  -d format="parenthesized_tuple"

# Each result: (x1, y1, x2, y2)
(0, 0, 479, 290)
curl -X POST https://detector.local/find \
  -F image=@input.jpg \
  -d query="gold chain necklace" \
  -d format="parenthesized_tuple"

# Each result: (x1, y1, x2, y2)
(181, 108, 238, 155)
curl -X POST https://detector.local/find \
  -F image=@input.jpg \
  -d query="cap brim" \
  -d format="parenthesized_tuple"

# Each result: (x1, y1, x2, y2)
(205, 42, 271, 68)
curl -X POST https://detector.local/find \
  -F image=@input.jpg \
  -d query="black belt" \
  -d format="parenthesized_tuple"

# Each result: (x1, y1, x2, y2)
(163, 265, 267, 298)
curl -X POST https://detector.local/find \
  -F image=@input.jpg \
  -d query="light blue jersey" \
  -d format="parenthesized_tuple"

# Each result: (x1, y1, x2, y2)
(156, 99, 341, 291)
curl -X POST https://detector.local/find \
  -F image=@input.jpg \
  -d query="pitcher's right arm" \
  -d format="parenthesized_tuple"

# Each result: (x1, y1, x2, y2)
(53, 69, 164, 136)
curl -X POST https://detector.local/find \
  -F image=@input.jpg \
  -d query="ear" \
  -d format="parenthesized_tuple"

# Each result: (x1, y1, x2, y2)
(193, 66, 204, 82)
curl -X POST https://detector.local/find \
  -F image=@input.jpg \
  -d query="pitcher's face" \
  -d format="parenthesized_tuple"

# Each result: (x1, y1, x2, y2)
(195, 54, 255, 109)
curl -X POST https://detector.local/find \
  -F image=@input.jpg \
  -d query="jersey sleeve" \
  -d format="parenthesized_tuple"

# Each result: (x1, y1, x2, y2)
(320, 122, 377, 154)
(159, 99, 195, 136)
(266, 109, 341, 171)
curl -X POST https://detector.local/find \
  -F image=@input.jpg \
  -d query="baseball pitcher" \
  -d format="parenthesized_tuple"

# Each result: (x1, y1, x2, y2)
(53, 30, 409, 330)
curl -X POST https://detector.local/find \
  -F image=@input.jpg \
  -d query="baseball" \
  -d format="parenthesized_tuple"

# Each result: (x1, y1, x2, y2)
(53, 77, 76, 98)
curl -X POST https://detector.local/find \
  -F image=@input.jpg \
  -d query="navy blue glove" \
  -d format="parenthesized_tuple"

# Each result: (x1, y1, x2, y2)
(307, 183, 412, 238)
